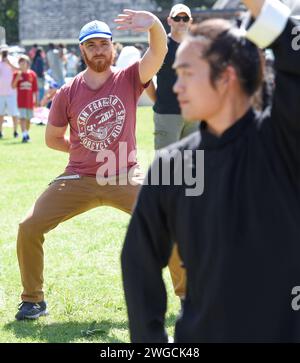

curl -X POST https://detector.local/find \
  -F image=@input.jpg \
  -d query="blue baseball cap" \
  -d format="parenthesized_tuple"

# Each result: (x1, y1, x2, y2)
(79, 20, 112, 44)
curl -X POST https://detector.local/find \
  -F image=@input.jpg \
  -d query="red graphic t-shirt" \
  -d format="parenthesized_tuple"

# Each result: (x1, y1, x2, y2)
(13, 70, 38, 109)
(48, 62, 147, 177)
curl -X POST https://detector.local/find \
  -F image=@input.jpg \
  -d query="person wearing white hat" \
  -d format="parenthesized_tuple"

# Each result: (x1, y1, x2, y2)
(15, 9, 168, 321)
(147, 4, 197, 151)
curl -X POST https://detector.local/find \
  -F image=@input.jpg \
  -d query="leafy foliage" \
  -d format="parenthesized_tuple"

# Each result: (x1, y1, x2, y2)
(0, 0, 19, 44)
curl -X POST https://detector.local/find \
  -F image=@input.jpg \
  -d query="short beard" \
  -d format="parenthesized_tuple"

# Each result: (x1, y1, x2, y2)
(82, 49, 113, 73)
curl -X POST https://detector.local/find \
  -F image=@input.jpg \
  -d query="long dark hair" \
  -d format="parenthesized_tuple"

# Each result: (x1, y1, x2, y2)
(189, 19, 263, 97)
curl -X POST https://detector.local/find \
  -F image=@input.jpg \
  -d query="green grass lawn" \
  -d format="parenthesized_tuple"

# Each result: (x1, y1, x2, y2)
(0, 106, 180, 343)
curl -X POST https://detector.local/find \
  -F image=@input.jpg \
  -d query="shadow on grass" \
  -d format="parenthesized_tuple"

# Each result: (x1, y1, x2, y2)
(0, 140, 26, 146)
(4, 314, 178, 343)
(4, 319, 127, 343)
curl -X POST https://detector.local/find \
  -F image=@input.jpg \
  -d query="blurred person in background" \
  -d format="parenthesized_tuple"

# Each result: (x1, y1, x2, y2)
(28, 44, 38, 60)
(65, 48, 79, 77)
(46, 44, 65, 87)
(12, 55, 38, 143)
(112, 41, 123, 66)
(146, 3, 199, 151)
(31, 47, 45, 104)
(40, 77, 59, 109)
(115, 44, 142, 69)
(0, 45, 20, 139)
(58, 43, 67, 77)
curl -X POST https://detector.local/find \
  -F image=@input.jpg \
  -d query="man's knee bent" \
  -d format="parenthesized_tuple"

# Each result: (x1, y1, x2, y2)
(18, 214, 49, 240)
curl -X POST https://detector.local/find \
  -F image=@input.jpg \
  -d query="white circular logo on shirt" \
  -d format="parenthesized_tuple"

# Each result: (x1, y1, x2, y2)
(77, 96, 126, 151)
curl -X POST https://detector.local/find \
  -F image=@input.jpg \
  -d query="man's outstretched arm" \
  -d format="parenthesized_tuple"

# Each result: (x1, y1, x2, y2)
(243, 0, 265, 17)
(244, 0, 291, 48)
(114, 10, 167, 84)
(243, 0, 300, 177)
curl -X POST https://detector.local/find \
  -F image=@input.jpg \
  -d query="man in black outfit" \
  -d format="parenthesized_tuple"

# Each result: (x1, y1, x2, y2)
(146, 3, 198, 151)
(146, 2, 198, 306)
(121, 0, 300, 343)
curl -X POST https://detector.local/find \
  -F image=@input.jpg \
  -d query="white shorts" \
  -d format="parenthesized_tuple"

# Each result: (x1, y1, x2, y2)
(19, 108, 33, 120)
(0, 94, 19, 117)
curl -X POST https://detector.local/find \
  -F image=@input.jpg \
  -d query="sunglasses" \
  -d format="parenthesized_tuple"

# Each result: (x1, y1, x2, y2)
(171, 15, 190, 23)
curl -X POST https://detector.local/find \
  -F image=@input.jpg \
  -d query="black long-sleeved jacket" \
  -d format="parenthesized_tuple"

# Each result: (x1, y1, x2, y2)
(121, 17, 300, 343)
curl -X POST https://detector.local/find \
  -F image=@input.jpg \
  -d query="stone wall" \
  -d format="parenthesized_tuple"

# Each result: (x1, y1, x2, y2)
(19, 0, 155, 45)
(19, 0, 246, 46)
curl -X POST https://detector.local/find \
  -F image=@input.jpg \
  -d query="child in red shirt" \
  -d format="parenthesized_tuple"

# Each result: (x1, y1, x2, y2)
(12, 55, 38, 143)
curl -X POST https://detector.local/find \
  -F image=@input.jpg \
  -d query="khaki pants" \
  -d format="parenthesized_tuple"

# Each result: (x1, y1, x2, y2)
(154, 112, 200, 150)
(168, 244, 186, 299)
(17, 172, 186, 302)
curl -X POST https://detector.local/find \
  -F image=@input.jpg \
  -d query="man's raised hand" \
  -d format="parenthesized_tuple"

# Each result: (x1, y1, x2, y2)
(114, 9, 157, 33)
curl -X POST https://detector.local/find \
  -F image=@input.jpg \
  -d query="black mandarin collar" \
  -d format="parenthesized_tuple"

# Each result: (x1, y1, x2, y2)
(199, 108, 255, 150)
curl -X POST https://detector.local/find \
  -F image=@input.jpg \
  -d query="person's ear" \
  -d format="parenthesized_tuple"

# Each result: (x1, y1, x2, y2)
(79, 44, 84, 56)
(167, 16, 172, 27)
(218, 65, 238, 93)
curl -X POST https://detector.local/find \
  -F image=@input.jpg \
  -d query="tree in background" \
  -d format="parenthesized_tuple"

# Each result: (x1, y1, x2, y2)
(152, 0, 216, 10)
(0, 0, 18, 44)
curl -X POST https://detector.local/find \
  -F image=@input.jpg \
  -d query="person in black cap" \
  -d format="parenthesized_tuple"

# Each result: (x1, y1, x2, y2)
(122, 0, 300, 342)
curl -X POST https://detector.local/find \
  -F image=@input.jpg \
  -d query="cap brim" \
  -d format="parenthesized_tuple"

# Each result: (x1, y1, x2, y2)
(79, 33, 112, 44)
(171, 10, 191, 17)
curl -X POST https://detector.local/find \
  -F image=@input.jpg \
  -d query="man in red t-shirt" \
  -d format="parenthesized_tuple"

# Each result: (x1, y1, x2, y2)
(12, 55, 38, 142)
(15, 9, 186, 321)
